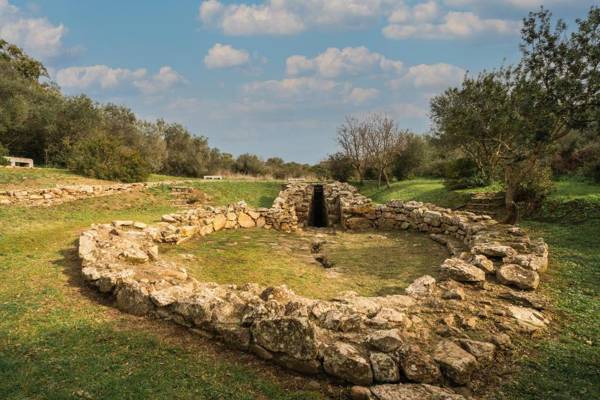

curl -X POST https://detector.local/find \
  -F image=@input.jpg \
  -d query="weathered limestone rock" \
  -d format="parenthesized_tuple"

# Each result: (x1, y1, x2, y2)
(442, 287, 466, 301)
(433, 340, 477, 385)
(252, 317, 318, 360)
(440, 258, 485, 283)
(508, 305, 548, 332)
(238, 213, 255, 228)
(121, 247, 149, 263)
(370, 352, 400, 383)
(457, 339, 496, 362)
(370, 384, 465, 400)
(405, 275, 436, 297)
(398, 345, 441, 384)
(472, 244, 516, 258)
(497, 264, 539, 290)
(472, 254, 495, 273)
(323, 342, 374, 385)
(115, 281, 153, 316)
(213, 214, 227, 231)
(367, 329, 403, 353)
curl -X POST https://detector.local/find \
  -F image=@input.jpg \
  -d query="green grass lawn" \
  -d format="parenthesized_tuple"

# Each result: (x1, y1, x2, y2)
(358, 178, 600, 400)
(1, 167, 599, 400)
(163, 229, 447, 300)
(356, 178, 472, 208)
(0, 188, 325, 400)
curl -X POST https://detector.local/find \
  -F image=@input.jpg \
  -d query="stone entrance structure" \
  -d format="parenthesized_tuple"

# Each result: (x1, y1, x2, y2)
(308, 184, 328, 227)
(275, 181, 372, 228)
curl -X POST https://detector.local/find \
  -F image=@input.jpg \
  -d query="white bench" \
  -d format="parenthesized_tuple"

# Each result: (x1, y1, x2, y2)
(4, 157, 34, 168)
(203, 175, 223, 180)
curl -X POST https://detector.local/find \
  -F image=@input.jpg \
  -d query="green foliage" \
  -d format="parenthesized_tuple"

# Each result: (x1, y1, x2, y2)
(234, 153, 265, 176)
(430, 70, 512, 182)
(391, 134, 428, 180)
(67, 134, 150, 182)
(0, 143, 8, 166)
(443, 158, 489, 190)
(323, 152, 354, 182)
(515, 164, 555, 212)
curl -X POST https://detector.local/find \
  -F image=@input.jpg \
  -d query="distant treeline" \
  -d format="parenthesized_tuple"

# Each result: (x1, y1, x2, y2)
(0, 39, 315, 182)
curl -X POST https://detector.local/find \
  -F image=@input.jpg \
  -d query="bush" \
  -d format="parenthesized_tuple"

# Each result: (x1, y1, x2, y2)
(443, 158, 488, 190)
(67, 134, 150, 182)
(0, 144, 9, 165)
(392, 135, 427, 180)
(324, 153, 354, 182)
(515, 165, 554, 212)
(576, 143, 600, 183)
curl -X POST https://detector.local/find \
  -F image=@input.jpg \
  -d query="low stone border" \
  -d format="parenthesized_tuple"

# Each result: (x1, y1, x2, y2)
(0, 180, 195, 207)
(78, 183, 550, 399)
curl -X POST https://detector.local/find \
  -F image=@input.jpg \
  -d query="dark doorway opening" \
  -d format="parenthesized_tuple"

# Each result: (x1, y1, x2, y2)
(308, 185, 328, 227)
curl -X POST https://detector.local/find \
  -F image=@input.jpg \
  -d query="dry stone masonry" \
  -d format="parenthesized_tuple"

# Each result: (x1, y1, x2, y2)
(78, 182, 550, 399)
(0, 180, 194, 207)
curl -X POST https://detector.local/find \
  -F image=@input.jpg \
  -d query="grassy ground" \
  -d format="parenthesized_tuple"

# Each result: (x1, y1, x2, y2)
(1, 167, 598, 399)
(0, 167, 111, 190)
(0, 188, 325, 400)
(163, 229, 447, 300)
(356, 178, 471, 208)
(356, 177, 600, 400)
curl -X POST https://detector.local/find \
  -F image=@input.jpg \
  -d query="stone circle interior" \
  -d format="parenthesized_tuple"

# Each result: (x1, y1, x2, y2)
(78, 181, 550, 399)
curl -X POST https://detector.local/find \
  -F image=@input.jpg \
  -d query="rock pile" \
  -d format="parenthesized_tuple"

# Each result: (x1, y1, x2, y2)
(0, 180, 195, 207)
(78, 182, 550, 399)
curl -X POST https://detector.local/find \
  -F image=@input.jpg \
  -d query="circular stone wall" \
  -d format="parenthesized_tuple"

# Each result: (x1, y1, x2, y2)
(78, 182, 550, 400)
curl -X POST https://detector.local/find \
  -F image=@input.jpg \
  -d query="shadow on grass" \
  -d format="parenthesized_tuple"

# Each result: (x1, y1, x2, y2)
(44, 242, 332, 400)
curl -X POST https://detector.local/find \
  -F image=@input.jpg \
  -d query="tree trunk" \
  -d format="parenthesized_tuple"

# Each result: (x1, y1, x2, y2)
(377, 169, 383, 187)
(504, 164, 517, 209)
(383, 169, 390, 188)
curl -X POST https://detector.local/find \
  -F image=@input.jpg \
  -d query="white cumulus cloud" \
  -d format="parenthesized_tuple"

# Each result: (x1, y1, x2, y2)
(198, 0, 388, 36)
(391, 63, 465, 89)
(0, 0, 68, 59)
(383, 1, 520, 40)
(55, 65, 183, 94)
(286, 46, 403, 78)
(346, 87, 379, 104)
(204, 43, 250, 69)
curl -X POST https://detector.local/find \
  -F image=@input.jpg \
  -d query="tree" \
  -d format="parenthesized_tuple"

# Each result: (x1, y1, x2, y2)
(324, 152, 354, 182)
(364, 113, 406, 187)
(391, 133, 428, 180)
(234, 153, 265, 175)
(0, 143, 8, 165)
(500, 6, 600, 208)
(67, 133, 150, 182)
(430, 70, 513, 183)
(430, 6, 600, 211)
(336, 116, 369, 183)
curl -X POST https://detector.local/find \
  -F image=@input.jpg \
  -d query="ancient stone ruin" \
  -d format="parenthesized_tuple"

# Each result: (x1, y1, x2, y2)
(0, 180, 194, 207)
(78, 182, 550, 399)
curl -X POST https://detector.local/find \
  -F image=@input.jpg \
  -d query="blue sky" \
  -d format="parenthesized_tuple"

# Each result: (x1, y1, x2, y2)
(1, 0, 596, 163)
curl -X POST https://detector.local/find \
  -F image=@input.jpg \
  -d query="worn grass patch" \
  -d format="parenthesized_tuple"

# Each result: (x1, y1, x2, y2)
(164, 229, 448, 299)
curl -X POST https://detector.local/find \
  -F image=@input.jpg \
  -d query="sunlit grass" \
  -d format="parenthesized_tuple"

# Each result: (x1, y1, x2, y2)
(163, 228, 448, 299)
